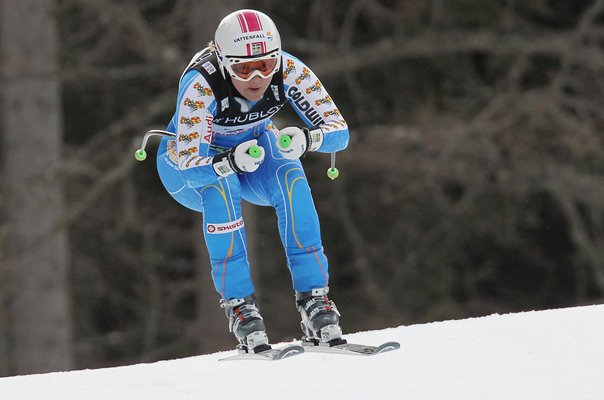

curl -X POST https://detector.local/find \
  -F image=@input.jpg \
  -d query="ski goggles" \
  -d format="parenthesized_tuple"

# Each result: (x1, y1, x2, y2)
(223, 52, 281, 82)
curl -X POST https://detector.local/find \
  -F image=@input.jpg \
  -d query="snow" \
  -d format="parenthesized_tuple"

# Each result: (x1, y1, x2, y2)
(1, 305, 603, 400)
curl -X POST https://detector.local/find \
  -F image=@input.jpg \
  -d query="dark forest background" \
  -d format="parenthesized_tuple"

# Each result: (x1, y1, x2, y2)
(1, 0, 603, 376)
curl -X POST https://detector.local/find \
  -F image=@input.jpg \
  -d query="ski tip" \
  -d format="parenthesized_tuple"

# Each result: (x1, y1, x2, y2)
(374, 341, 401, 354)
(278, 345, 304, 360)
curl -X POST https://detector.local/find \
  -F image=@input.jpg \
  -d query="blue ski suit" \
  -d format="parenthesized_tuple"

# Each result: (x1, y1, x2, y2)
(156, 49, 349, 300)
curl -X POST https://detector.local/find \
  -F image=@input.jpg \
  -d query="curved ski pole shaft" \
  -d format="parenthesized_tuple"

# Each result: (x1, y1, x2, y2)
(134, 130, 176, 161)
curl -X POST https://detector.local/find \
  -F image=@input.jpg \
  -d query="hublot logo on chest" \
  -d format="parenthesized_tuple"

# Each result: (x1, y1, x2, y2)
(213, 105, 284, 126)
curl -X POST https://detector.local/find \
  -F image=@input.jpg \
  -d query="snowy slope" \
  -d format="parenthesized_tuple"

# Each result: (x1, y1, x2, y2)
(1, 305, 603, 400)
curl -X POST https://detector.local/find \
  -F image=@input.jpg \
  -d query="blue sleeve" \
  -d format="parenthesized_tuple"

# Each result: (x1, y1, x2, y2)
(172, 70, 221, 188)
(282, 51, 349, 153)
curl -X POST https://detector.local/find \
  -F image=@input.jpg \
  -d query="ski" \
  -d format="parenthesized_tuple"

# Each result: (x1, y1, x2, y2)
(301, 338, 401, 356)
(218, 344, 305, 361)
(218, 339, 400, 361)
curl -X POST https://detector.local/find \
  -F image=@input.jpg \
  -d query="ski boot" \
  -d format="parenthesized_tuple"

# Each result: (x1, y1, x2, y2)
(220, 295, 270, 353)
(296, 286, 346, 346)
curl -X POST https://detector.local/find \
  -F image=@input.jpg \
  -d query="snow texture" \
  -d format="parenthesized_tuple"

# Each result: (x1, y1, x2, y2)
(1, 305, 603, 400)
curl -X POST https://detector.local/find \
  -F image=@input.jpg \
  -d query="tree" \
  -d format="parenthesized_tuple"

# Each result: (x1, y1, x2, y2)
(0, 0, 72, 374)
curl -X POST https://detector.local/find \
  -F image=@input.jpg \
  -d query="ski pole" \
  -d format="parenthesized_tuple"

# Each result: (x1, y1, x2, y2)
(327, 152, 339, 180)
(135, 129, 262, 161)
(278, 133, 339, 180)
(134, 130, 175, 161)
(247, 145, 262, 159)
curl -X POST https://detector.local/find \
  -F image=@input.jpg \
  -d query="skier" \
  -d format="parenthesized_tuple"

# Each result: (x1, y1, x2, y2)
(156, 9, 349, 352)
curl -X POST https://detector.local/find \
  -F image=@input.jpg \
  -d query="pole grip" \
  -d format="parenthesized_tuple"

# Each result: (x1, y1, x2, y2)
(248, 145, 262, 158)
(279, 134, 292, 149)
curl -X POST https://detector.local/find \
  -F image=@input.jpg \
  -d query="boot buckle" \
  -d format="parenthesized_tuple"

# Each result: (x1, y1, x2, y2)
(320, 324, 343, 343)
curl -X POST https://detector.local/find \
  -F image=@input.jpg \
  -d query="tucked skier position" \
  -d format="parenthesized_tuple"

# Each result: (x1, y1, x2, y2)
(154, 9, 349, 353)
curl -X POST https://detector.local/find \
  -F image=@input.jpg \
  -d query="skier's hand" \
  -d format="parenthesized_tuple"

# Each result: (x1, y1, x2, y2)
(277, 126, 324, 160)
(213, 139, 265, 177)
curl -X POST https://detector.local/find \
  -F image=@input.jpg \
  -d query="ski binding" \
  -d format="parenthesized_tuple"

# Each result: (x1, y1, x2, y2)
(219, 343, 305, 361)
(301, 338, 400, 356)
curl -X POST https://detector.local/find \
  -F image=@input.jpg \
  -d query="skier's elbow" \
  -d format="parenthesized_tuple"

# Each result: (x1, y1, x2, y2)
(339, 128, 350, 151)
(327, 127, 349, 152)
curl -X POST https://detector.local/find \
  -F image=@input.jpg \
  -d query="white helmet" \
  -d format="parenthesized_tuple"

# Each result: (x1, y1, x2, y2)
(214, 10, 282, 81)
